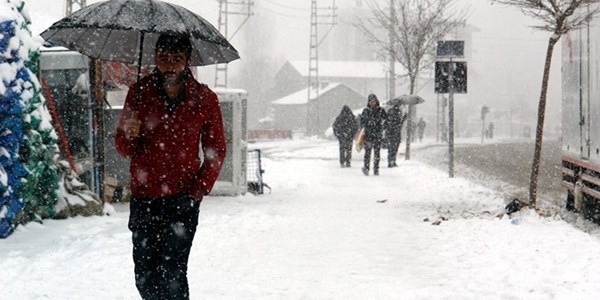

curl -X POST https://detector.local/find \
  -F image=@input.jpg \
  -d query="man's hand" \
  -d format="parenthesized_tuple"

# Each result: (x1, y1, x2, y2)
(124, 114, 141, 140)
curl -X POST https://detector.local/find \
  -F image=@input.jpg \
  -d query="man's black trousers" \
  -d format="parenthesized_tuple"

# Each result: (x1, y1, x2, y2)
(129, 195, 201, 300)
(339, 139, 353, 166)
(387, 138, 401, 164)
(363, 140, 381, 172)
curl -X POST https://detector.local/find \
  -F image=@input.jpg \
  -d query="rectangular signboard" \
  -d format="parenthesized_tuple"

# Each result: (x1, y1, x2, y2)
(437, 40, 464, 57)
(434, 61, 467, 94)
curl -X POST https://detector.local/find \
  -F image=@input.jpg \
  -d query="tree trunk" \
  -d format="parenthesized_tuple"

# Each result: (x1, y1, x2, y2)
(529, 37, 558, 208)
(405, 74, 417, 160)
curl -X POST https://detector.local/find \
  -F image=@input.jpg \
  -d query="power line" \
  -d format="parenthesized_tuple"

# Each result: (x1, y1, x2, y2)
(254, 12, 307, 31)
(262, 0, 306, 12)
(257, 4, 309, 20)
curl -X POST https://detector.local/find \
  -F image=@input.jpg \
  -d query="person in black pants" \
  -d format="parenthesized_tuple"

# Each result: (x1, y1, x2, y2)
(360, 94, 386, 175)
(116, 34, 227, 300)
(333, 105, 359, 168)
(129, 196, 200, 299)
(385, 104, 406, 167)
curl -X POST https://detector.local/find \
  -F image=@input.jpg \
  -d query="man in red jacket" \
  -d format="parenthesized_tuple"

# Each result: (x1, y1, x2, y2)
(116, 34, 226, 300)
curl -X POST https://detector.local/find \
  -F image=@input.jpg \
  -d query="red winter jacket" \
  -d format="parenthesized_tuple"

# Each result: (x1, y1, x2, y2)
(115, 71, 226, 200)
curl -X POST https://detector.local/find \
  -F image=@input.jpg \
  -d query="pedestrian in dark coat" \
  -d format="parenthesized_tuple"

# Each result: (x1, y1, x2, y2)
(385, 104, 406, 167)
(417, 117, 427, 142)
(360, 94, 386, 175)
(116, 34, 226, 300)
(410, 120, 417, 142)
(333, 105, 359, 168)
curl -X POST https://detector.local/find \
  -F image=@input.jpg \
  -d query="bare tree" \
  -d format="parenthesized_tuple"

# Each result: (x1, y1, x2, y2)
(354, 0, 466, 159)
(492, 0, 600, 208)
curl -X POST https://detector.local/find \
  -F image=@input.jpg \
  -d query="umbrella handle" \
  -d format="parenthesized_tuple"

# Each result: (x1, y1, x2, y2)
(137, 32, 144, 83)
(133, 32, 145, 110)
(131, 111, 138, 120)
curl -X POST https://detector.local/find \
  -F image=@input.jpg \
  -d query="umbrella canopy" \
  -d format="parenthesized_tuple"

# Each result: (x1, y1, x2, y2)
(389, 94, 425, 106)
(40, 0, 239, 66)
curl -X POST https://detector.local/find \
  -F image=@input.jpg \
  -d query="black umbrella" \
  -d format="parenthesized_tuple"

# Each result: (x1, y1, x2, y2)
(388, 94, 425, 106)
(388, 94, 425, 161)
(40, 0, 240, 67)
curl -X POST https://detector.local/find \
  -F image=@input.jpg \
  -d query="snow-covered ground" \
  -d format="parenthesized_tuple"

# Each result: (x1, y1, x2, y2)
(2, 138, 600, 299)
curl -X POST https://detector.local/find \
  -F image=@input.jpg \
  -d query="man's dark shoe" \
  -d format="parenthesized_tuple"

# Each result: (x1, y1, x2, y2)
(346, 163, 351, 168)
(374, 170, 379, 175)
(362, 167, 369, 176)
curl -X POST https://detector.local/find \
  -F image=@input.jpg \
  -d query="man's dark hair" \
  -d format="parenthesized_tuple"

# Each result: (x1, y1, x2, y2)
(155, 34, 192, 58)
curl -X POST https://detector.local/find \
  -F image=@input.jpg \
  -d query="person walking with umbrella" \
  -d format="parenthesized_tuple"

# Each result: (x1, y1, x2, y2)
(385, 104, 407, 167)
(389, 95, 425, 159)
(115, 34, 226, 299)
(360, 94, 387, 175)
(41, 2, 239, 298)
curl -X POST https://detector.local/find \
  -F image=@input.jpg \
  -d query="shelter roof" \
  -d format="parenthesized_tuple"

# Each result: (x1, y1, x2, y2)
(272, 82, 361, 105)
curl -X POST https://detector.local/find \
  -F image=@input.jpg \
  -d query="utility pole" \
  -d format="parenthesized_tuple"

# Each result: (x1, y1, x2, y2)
(388, 0, 396, 101)
(441, 96, 447, 142)
(307, 0, 319, 135)
(307, 0, 336, 136)
(448, 59, 455, 177)
(66, 0, 86, 15)
(215, 0, 253, 88)
(436, 94, 440, 142)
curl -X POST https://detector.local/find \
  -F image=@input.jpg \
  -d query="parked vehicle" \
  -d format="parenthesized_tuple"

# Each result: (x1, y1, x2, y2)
(561, 21, 600, 222)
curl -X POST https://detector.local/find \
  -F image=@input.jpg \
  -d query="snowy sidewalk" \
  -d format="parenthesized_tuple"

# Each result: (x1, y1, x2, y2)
(2, 139, 600, 299)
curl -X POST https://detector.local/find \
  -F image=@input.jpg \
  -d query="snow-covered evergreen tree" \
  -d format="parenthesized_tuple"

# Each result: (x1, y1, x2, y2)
(19, 45, 61, 224)
(0, 0, 102, 238)
(0, 0, 34, 238)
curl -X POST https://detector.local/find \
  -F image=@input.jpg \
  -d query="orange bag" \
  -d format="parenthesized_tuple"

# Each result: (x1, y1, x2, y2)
(354, 128, 365, 152)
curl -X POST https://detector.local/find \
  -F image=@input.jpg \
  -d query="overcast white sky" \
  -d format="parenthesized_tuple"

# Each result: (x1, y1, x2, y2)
(26, 0, 562, 126)
(27, 0, 554, 61)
